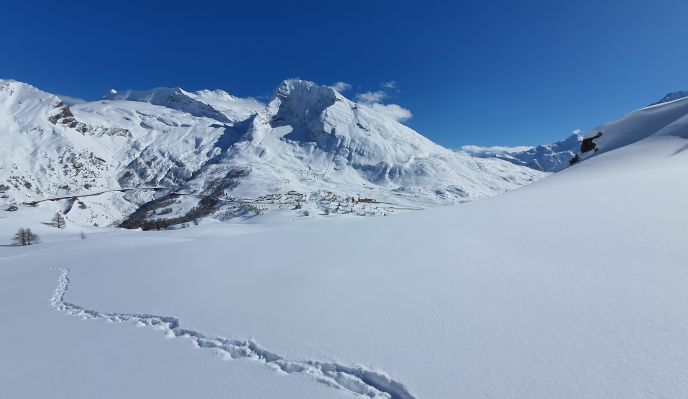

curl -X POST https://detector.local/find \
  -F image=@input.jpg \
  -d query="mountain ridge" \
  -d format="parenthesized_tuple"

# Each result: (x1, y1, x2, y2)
(651, 91, 688, 106)
(0, 78, 545, 228)
(461, 133, 582, 172)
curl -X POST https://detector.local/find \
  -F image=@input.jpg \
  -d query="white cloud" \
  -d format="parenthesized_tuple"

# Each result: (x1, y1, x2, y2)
(380, 81, 397, 90)
(362, 102, 412, 123)
(354, 84, 411, 123)
(461, 144, 533, 154)
(329, 81, 352, 93)
(356, 90, 387, 103)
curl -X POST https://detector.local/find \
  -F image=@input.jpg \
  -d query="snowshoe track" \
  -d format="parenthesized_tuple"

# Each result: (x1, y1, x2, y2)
(50, 267, 416, 399)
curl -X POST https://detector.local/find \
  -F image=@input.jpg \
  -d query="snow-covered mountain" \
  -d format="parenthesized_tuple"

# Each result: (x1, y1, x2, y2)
(651, 91, 688, 106)
(0, 79, 544, 228)
(461, 133, 582, 172)
(0, 80, 137, 224)
(4, 85, 688, 399)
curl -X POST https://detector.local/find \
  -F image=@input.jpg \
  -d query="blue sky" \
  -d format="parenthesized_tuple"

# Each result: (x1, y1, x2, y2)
(2, 0, 687, 147)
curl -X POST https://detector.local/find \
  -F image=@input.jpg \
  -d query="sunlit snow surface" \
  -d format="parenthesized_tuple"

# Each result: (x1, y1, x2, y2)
(3, 91, 688, 398)
(2, 126, 688, 398)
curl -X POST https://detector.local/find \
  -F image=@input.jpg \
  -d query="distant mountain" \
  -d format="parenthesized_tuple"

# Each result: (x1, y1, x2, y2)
(461, 133, 582, 172)
(102, 87, 263, 123)
(651, 91, 688, 106)
(0, 79, 544, 228)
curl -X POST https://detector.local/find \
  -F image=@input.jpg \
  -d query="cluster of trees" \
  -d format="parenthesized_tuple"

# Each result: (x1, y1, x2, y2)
(11, 212, 82, 246)
(119, 194, 208, 230)
(13, 228, 40, 246)
(120, 168, 249, 230)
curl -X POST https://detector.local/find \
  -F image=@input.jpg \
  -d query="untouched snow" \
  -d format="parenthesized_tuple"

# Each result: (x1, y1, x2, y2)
(1, 106, 687, 398)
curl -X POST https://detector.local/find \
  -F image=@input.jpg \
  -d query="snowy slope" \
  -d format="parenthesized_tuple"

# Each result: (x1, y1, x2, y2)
(462, 132, 582, 172)
(187, 89, 264, 122)
(1, 79, 544, 228)
(103, 87, 231, 122)
(467, 92, 688, 172)
(103, 87, 264, 123)
(0, 80, 137, 225)
(580, 94, 688, 158)
(2, 108, 687, 398)
(650, 90, 688, 105)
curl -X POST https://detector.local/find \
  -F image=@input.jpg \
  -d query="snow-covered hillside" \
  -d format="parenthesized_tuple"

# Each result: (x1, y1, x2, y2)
(578, 93, 688, 157)
(0, 79, 544, 228)
(466, 90, 688, 172)
(0, 80, 138, 225)
(462, 132, 582, 172)
(651, 90, 688, 105)
(2, 92, 687, 398)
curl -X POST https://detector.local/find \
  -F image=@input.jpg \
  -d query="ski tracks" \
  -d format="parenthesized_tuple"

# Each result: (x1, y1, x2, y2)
(49, 267, 416, 399)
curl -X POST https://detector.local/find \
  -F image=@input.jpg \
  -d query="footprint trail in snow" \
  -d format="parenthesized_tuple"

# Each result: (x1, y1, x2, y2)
(50, 267, 416, 399)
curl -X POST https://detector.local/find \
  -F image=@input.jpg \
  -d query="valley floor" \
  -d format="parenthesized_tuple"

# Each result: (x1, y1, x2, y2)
(1, 136, 687, 398)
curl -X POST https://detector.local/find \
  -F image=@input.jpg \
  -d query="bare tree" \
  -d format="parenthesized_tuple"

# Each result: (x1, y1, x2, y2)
(29, 229, 40, 244)
(12, 229, 25, 246)
(13, 228, 40, 246)
(51, 212, 66, 229)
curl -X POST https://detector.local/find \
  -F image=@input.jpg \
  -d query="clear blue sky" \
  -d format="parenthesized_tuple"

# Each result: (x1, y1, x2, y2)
(2, 0, 687, 147)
